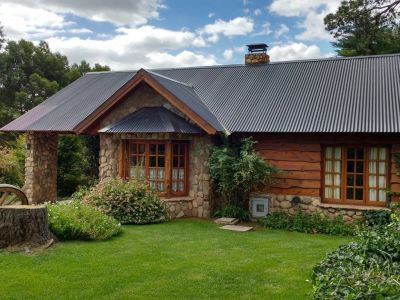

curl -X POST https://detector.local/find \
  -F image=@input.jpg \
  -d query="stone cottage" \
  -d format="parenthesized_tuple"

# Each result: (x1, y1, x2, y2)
(2, 44, 400, 220)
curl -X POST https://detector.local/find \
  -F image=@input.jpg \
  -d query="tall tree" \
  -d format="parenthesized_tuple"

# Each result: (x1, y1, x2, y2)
(325, 0, 400, 56)
(0, 23, 5, 51)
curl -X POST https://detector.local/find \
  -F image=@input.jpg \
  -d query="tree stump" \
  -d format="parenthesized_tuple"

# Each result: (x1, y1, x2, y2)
(0, 205, 53, 250)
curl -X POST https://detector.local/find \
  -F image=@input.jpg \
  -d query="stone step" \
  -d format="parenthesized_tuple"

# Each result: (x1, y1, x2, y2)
(220, 225, 254, 232)
(214, 217, 239, 225)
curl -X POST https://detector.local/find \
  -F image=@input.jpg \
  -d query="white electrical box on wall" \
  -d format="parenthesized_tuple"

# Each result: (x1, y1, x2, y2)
(250, 196, 270, 218)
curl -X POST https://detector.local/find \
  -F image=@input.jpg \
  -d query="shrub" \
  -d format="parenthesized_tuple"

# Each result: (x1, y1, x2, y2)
(84, 178, 169, 225)
(363, 209, 392, 227)
(47, 200, 122, 240)
(213, 203, 250, 221)
(261, 211, 356, 236)
(0, 136, 25, 186)
(209, 137, 278, 214)
(312, 212, 400, 299)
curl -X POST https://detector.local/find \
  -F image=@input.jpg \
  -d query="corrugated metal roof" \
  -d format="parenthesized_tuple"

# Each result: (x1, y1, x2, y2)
(99, 107, 203, 134)
(146, 70, 224, 131)
(2, 53, 400, 133)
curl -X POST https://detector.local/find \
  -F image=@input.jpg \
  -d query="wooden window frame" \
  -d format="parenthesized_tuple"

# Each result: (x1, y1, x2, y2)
(322, 145, 390, 207)
(120, 140, 189, 197)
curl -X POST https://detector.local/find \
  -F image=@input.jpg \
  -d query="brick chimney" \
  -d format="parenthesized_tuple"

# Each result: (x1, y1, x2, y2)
(245, 43, 269, 65)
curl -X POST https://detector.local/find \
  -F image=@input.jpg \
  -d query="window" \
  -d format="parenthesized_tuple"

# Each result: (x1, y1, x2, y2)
(323, 146, 389, 206)
(122, 141, 188, 197)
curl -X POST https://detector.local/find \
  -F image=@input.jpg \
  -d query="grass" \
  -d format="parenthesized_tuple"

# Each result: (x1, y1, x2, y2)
(0, 219, 349, 299)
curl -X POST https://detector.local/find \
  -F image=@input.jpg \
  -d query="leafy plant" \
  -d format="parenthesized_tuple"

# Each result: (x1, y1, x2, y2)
(0, 135, 25, 186)
(47, 200, 122, 240)
(209, 137, 278, 208)
(213, 202, 250, 221)
(261, 211, 357, 236)
(84, 178, 169, 225)
(312, 209, 400, 299)
(363, 209, 392, 227)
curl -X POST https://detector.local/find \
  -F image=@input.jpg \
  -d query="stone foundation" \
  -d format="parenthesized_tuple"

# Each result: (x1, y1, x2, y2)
(24, 132, 58, 204)
(252, 193, 388, 222)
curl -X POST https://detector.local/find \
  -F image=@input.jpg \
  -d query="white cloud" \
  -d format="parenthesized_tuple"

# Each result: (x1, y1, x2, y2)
(8, 0, 164, 26)
(69, 28, 93, 34)
(208, 12, 215, 18)
(275, 24, 289, 38)
(268, 0, 341, 41)
(0, 3, 67, 40)
(200, 17, 254, 42)
(254, 22, 272, 36)
(269, 42, 330, 61)
(223, 49, 233, 60)
(46, 26, 217, 70)
(254, 8, 262, 16)
(268, 0, 340, 17)
(296, 10, 333, 41)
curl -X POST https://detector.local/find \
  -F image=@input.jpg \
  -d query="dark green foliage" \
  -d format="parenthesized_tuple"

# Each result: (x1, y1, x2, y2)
(324, 0, 400, 56)
(261, 211, 357, 236)
(84, 178, 169, 225)
(312, 209, 400, 299)
(209, 137, 278, 210)
(47, 200, 122, 241)
(364, 209, 392, 227)
(57, 135, 99, 197)
(213, 203, 250, 221)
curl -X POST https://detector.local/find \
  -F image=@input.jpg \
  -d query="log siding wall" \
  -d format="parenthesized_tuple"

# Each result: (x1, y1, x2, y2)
(250, 133, 400, 203)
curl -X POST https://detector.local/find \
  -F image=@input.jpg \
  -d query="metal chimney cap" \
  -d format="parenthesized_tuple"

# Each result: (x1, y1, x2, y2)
(246, 43, 268, 53)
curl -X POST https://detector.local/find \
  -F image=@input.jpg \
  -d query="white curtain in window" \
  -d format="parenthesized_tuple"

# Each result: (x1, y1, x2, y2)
(369, 175, 377, 188)
(369, 189, 377, 201)
(378, 190, 386, 202)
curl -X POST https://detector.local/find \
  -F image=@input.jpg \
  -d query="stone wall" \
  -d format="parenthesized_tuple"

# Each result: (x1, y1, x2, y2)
(97, 81, 213, 219)
(99, 132, 212, 218)
(24, 132, 58, 204)
(251, 193, 388, 222)
(245, 53, 270, 65)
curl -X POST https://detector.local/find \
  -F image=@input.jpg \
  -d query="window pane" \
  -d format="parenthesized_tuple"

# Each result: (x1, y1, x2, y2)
(325, 187, 332, 198)
(379, 148, 386, 160)
(131, 156, 137, 166)
(369, 189, 377, 201)
(172, 168, 178, 180)
(347, 148, 355, 159)
(149, 168, 156, 179)
(334, 161, 341, 172)
(355, 188, 363, 200)
(325, 161, 332, 172)
(173, 144, 179, 154)
(180, 144, 185, 155)
(130, 144, 137, 154)
(139, 144, 145, 154)
(334, 187, 340, 199)
(149, 181, 156, 189)
(347, 175, 354, 186)
(325, 174, 332, 185)
(172, 182, 177, 192)
(379, 162, 386, 174)
(325, 147, 332, 159)
(369, 147, 377, 160)
(379, 176, 386, 188)
(158, 144, 165, 155)
(173, 157, 179, 168)
(334, 147, 341, 159)
(149, 144, 157, 154)
(158, 168, 165, 179)
(356, 175, 363, 186)
(347, 161, 354, 173)
(158, 157, 165, 167)
(179, 181, 184, 192)
(157, 182, 164, 192)
(369, 161, 376, 174)
(149, 156, 156, 167)
(356, 161, 364, 173)
(379, 190, 386, 202)
(369, 175, 377, 188)
(334, 174, 341, 186)
(179, 168, 185, 180)
(346, 188, 353, 199)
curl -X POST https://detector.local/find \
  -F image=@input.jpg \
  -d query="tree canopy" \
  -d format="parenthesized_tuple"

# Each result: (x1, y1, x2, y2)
(324, 0, 400, 56)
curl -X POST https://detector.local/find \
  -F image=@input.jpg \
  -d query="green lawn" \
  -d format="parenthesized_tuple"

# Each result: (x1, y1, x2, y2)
(0, 219, 349, 300)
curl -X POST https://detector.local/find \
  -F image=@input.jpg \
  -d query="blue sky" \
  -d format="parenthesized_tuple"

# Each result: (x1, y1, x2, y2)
(0, 0, 342, 70)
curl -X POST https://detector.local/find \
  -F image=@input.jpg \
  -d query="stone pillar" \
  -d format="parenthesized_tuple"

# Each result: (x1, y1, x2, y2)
(24, 132, 58, 204)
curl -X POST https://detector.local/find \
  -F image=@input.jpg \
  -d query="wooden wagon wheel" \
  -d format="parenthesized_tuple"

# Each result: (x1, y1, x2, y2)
(0, 184, 29, 206)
